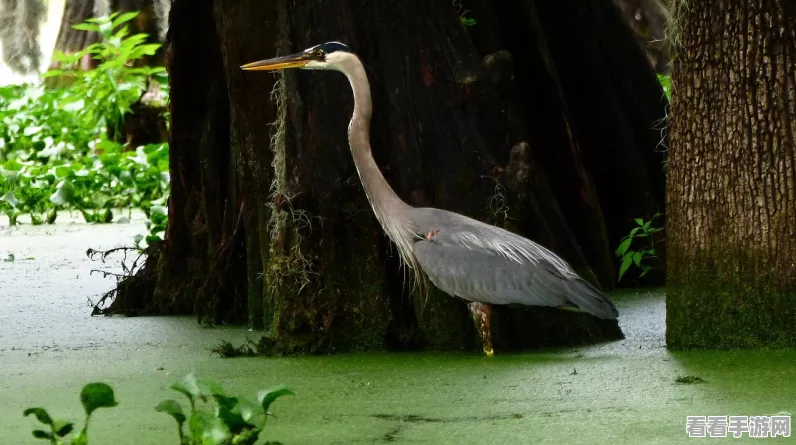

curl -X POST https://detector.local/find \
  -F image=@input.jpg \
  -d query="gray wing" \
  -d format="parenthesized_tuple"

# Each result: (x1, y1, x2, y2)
(410, 208, 618, 320)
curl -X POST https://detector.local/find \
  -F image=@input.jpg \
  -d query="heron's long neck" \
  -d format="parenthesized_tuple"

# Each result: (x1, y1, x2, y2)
(338, 54, 422, 284)
(342, 58, 412, 219)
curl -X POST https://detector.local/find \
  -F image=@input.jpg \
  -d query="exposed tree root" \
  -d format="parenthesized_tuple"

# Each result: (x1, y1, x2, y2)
(88, 243, 161, 316)
(210, 338, 259, 357)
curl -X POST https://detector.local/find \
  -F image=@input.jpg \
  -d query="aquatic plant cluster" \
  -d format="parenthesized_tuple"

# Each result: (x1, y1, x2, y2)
(0, 12, 169, 249)
(24, 373, 293, 445)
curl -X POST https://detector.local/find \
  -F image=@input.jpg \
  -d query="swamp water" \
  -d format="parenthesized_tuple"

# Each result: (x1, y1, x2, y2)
(1, 213, 793, 444)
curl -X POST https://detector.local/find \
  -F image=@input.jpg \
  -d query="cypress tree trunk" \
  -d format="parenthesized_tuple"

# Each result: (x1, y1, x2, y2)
(109, 0, 668, 354)
(666, 0, 796, 348)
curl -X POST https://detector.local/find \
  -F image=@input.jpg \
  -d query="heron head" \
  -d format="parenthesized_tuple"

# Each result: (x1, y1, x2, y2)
(240, 41, 354, 72)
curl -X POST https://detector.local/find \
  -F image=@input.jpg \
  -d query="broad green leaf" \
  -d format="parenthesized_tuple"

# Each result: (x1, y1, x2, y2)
(634, 218, 644, 226)
(618, 256, 633, 281)
(215, 396, 249, 433)
(80, 210, 94, 223)
(31, 429, 52, 440)
(52, 51, 80, 65)
(657, 74, 671, 100)
(98, 21, 114, 38)
(196, 378, 227, 399)
(113, 26, 130, 42)
(188, 410, 214, 442)
(95, 139, 119, 152)
(154, 399, 186, 424)
(23, 408, 53, 426)
(614, 238, 633, 257)
(150, 211, 167, 226)
(53, 420, 74, 437)
(170, 373, 202, 405)
(257, 386, 294, 415)
(80, 382, 118, 416)
(73, 23, 100, 32)
(632, 251, 643, 267)
(131, 43, 162, 58)
(40, 69, 64, 78)
(232, 398, 265, 426)
(1, 191, 20, 208)
(46, 208, 57, 224)
(54, 166, 71, 178)
(49, 180, 74, 206)
(111, 11, 139, 29)
(205, 417, 233, 445)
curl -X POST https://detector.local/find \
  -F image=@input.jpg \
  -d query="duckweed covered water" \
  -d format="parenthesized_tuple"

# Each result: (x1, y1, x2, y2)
(1, 216, 793, 444)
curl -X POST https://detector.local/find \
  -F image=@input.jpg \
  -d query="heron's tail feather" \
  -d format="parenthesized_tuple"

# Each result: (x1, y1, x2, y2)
(562, 278, 619, 320)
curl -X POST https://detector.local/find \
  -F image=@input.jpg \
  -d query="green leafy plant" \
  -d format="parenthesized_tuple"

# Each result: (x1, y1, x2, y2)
(135, 198, 168, 249)
(156, 373, 293, 445)
(657, 73, 671, 100)
(24, 382, 118, 444)
(615, 212, 664, 282)
(0, 133, 169, 226)
(459, 16, 477, 27)
(0, 12, 170, 231)
(24, 374, 293, 445)
(42, 11, 166, 140)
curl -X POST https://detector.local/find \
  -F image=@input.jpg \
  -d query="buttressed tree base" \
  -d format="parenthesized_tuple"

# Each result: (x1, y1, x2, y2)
(108, 0, 667, 354)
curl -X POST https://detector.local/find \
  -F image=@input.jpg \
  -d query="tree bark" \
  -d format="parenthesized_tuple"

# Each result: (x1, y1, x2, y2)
(666, 0, 796, 348)
(109, 0, 668, 354)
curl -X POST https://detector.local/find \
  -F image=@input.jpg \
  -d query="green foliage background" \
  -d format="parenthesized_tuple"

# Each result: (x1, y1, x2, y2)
(0, 12, 169, 248)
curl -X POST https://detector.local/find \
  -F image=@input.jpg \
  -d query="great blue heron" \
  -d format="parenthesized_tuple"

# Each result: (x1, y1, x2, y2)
(241, 41, 619, 356)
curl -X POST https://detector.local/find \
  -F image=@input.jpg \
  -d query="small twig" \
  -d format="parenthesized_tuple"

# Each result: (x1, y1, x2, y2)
(89, 269, 130, 279)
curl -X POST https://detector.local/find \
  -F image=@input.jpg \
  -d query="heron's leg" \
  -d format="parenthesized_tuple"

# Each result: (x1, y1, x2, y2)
(467, 301, 494, 356)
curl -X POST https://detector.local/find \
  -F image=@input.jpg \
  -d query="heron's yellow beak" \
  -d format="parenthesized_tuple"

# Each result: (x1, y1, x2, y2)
(240, 52, 315, 71)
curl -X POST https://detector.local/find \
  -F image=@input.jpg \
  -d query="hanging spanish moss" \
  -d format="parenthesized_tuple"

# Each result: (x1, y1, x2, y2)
(0, 0, 47, 74)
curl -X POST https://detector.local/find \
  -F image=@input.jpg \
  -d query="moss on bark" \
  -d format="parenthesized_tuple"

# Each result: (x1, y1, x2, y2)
(667, 247, 796, 349)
